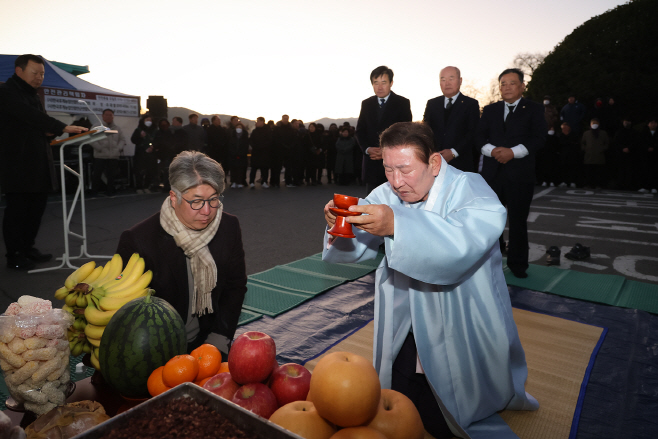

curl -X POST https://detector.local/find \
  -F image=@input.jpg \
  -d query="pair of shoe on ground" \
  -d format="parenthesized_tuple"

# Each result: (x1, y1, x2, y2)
(545, 243, 590, 266)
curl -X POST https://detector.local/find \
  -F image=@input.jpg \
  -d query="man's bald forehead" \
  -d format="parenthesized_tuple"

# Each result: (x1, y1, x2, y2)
(440, 66, 461, 78)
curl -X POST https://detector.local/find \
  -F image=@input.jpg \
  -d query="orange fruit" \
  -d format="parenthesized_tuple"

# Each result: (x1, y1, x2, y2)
(191, 344, 222, 381)
(195, 377, 212, 387)
(217, 361, 230, 374)
(147, 366, 172, 397)
(162, 354, 199, 388)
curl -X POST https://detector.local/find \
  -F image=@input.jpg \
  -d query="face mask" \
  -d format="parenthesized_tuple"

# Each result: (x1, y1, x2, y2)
(543, 100, 550, 106)
(591, 124, 599, 130)
(548, 130, 555, 135)
(144, 121, 152, 127)
(236, 128, 243, 134)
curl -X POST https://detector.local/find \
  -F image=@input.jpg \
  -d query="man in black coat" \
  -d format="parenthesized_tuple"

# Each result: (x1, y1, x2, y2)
(206, 115, 229, 169)
(423, 66, 480, 172)
(249, 117, 272, 188)
(612, 117, 638, 190)
(274, 116, 304, 187)
(356, 66, 412, 193)
(116, 208, 247, 355)
(476, 68, 547, 278)
(0, 54, 87, 270)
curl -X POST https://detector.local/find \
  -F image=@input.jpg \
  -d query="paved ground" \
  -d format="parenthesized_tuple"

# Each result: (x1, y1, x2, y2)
(1, 173, 657, 312)
(524, 186, 658, 283)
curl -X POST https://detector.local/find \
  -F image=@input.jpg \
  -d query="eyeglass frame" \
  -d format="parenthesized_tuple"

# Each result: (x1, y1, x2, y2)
(181, 194, 224, 210)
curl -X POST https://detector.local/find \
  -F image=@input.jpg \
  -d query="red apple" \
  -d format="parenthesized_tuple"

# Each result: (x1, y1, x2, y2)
(269, 363, 312, 406)
(228, 331, 277, 384)
(202, 372, 240, 400)
(232, 382, 279, 419)
(269, 401, 337, 439)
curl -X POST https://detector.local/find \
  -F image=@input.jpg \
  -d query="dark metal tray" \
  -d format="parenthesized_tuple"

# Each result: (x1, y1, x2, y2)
(73, 382, 302, 438)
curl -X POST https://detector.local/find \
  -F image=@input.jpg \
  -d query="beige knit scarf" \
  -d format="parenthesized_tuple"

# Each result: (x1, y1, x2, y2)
(159, 196, 222, 316)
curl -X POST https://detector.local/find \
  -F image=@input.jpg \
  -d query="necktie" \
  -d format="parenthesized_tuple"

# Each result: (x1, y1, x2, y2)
(446, 97, 453, 110)
(505, 105, 515, 120)
(380, 98, 386, 108)
(504, 105, 515, 131)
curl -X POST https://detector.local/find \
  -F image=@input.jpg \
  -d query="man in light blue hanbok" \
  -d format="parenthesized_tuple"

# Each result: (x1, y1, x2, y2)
(322, 122, 538, 439)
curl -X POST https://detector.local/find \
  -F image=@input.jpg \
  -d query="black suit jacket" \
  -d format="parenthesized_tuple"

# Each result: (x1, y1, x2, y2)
(0, 74, 66, 193)
(356, 91, 412, 185)
(476, 98, 547, 183)
(423, 93, 480, 172)
(116, 211, 247, 351)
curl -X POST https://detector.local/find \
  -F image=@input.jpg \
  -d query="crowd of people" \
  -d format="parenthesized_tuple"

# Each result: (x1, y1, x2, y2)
(94, 112, 366, 195)
(538, 96, 657, 193)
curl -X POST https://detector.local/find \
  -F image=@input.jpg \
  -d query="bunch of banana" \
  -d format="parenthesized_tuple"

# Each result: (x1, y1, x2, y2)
(55, 256, 118, 309)
(84, 254, 153, 356)
(54, 253, 152, 369)
(54, 255, 124, 361)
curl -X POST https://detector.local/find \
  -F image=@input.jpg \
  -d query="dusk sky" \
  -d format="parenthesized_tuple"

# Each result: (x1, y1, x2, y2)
(1, 0, 628, 122)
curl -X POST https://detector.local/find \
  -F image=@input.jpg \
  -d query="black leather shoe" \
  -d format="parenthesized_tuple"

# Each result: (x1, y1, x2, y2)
(565, 243, 590, 261)
(26, 248, 52, 263)
(509, 267, 528, 278)
(546, 246, 561, 266)
(7, 253, 36, 271)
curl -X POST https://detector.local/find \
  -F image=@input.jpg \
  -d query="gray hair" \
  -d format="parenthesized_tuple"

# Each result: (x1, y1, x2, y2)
(169, 151, 225, 204)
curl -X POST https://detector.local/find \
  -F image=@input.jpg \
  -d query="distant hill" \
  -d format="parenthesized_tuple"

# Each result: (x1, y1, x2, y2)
(164, 107, 358, 130)
(312, 117, 358, 127)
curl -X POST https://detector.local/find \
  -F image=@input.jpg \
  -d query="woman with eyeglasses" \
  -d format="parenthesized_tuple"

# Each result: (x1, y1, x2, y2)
(116, 151, 247, 356)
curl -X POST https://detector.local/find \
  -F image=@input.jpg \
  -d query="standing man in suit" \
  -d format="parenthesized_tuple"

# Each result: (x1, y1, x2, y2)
(0, 54, 88, 270)
(476, 68, 546, 278)
(356, 66, 412, 193)
(423, 66, 480, 172)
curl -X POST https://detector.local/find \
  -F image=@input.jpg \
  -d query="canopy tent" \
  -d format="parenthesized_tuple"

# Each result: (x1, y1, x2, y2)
(0, 54, 139, 115)
(0, 54, 140, 154)
(49, 60, 90, 76)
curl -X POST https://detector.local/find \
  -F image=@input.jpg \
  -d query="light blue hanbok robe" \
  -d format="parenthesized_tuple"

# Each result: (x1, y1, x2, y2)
(322, 159, 538, 439)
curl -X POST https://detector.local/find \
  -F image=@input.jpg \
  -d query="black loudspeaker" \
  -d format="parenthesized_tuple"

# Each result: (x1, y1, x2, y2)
(147, 96, 168, 120)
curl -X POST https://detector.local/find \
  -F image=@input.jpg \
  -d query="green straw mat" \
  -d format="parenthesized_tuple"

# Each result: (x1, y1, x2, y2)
(238, 251, 384, 319)
(243, 281, 313, 317)
(504, 260, 658, 314)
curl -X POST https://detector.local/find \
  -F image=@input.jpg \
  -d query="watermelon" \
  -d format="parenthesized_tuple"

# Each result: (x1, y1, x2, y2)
(99, 291, 186, 398)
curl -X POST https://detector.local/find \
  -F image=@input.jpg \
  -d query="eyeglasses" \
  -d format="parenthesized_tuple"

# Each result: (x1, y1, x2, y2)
(182, 195, 224, 210)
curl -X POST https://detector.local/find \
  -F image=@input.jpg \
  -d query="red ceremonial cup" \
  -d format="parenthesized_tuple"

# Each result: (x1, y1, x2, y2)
(328, 194, 362, 238)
